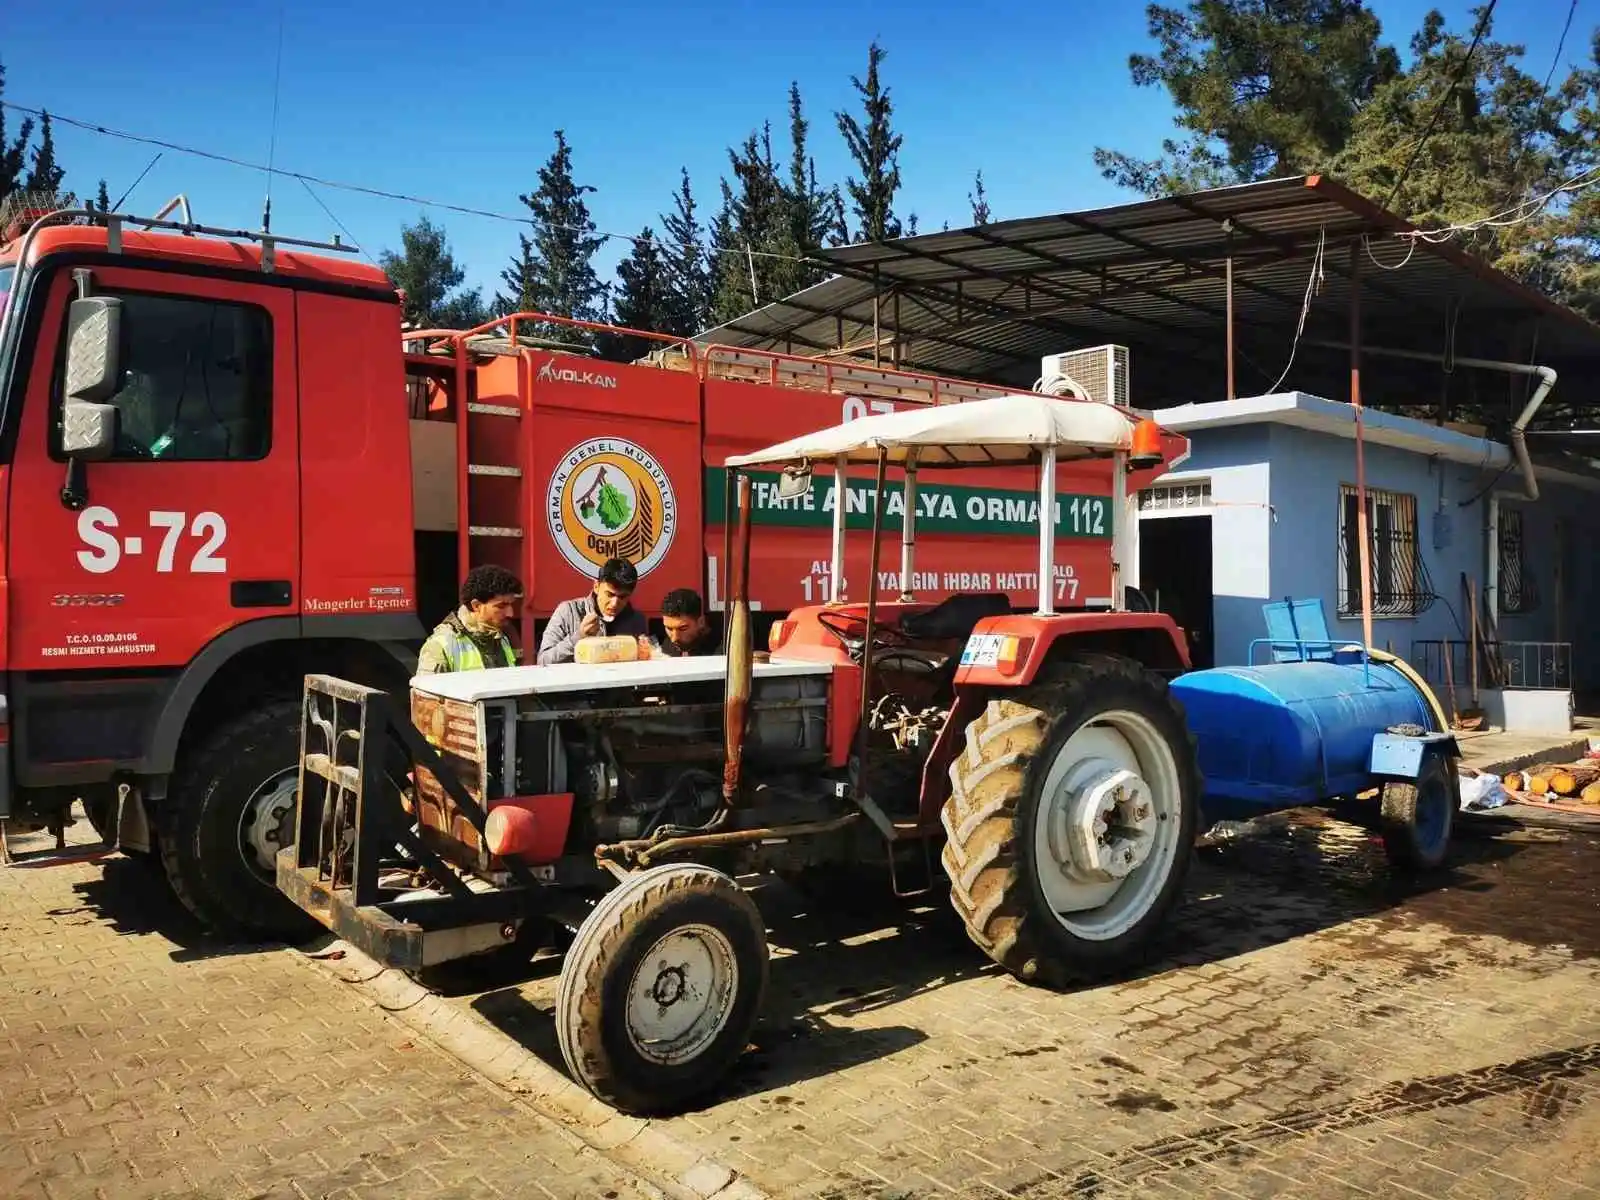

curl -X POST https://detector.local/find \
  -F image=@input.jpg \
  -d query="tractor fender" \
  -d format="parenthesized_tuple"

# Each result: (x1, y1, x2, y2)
(952, 611, 1191, 688)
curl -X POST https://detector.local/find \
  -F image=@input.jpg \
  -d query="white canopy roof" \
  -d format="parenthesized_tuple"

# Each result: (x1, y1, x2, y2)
(723, 392, 1142, 469)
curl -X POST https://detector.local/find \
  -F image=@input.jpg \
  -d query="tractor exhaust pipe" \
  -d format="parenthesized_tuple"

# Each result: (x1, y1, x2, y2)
(722, 473, 755, 805)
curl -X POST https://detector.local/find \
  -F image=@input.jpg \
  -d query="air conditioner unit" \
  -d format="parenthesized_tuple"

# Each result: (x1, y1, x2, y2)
(1039, 345, 1130, 407)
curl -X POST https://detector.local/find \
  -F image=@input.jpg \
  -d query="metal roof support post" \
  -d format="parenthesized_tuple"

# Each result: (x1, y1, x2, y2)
(830, 453, 849, 602)
(1038, 446, 1057, 616)
(900, 457, 918, 602)
(1350, 240, 1375, 653)
(872, 265, 882, 367)
(892, 289, 902, 369)
(1110, 452, 1128, 612)
(1225, 224, 1236, 400)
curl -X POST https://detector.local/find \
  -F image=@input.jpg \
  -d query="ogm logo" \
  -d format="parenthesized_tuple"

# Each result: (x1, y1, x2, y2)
(547, 437, 677, 578)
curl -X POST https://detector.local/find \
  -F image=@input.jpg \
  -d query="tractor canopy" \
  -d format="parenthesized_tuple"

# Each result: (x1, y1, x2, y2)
(723, 391, 1156, 470)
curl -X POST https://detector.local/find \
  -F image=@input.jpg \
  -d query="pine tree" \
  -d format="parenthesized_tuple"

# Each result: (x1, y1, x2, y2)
(969, 170, 992, 225)
(599, 227, 676, 362)
(381, 213, 486, 329)
(660, 169, 713, 334)
(836, 40, 904, 242)
(773, 83, 833, 295)
(710, 126, 786, 321)
(94, 180, 111, 213)
(823, 185, 850, 247)
(496, 131, 607, 348)
(1093, 0, 1400, 196)
(23, 112, 64, 195)
(0, 61, 36, 205)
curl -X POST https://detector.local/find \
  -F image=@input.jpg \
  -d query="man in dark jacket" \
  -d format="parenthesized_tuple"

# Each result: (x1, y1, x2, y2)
(537, 557, 649, 665)
(657, 588, 720, 657)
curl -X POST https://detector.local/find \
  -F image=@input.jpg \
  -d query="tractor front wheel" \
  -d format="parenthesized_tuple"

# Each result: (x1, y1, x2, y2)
(555, 863, 769, 1115)
(941, 654, 1201, 987)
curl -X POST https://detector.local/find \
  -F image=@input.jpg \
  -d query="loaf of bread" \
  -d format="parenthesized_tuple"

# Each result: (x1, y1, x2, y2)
(574, 635, 641, 665)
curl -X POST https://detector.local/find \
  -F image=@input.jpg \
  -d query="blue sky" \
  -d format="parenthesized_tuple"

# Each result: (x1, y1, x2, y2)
(3, 1, 1589, 301)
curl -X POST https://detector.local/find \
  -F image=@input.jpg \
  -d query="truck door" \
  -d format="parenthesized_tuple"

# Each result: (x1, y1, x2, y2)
(7, 265, 300, 675)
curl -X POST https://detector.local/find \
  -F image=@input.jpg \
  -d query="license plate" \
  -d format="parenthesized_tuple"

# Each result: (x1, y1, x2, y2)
(961, 634, 1005, 668)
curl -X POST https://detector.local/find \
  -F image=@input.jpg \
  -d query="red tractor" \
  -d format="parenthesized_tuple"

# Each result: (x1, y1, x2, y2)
(279, 392, 1201, 1115)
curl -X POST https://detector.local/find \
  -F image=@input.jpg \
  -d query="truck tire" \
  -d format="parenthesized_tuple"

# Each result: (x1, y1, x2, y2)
(1379, 752, 1457, 871)
(158, 700, 319, 942)
(941, 654, 1201, 987)
(556, 863, 769, 1115)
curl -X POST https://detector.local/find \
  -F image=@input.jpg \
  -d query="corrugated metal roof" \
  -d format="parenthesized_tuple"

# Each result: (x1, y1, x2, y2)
(695, 175, 1600, 415)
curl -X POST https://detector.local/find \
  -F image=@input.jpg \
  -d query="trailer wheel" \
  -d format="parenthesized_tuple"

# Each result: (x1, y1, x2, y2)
(159, 700, 320, 941)
(1379, 752, 1457, 871)
(556, 863, 768, 1115)
(941, 654, 1201, 987)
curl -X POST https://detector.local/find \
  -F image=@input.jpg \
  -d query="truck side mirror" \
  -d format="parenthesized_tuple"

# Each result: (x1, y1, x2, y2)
(61, 296, 121, 461)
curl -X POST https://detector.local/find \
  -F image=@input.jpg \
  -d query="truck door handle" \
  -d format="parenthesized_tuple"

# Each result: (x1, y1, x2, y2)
(231, 580, 293, 608)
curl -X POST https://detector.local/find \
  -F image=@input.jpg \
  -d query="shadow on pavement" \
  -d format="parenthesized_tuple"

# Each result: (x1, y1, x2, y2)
(66, 854, 291, 964)
(409, 813, 1600, 1105)
(458, 885, 946, 1108)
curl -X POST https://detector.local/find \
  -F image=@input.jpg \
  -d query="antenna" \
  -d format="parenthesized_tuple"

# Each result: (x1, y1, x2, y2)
(110, 151, 162, 213)
(262, 1, 287, 233)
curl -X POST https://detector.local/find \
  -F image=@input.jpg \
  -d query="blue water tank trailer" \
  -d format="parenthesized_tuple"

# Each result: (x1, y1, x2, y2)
(1169, 642, 1462, 869)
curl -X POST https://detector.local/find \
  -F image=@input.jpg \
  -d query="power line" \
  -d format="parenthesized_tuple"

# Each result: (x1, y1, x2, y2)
(1383, 0, 1499, 211)
(1397, 162, 1600, 243)
(0, 99, 823, 270)
(1503, 0, 1579, 201)
(297, 176, 376, 266)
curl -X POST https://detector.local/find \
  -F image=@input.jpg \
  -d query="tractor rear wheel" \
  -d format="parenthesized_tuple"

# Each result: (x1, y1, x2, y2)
(556, 863, 769, 1115)
(941, 654, 1200, 987)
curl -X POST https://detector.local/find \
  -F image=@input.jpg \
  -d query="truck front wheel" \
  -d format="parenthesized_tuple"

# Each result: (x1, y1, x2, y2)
(941, 655, 1201, 987)
(159, 700, 319, 941)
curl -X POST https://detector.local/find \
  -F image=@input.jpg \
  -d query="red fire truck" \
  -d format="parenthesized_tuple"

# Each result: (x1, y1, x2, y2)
(0, 197, 1185, 939)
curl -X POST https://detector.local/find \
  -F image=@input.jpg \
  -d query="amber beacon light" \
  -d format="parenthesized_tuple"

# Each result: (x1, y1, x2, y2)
(1128, 417, 1164, 469)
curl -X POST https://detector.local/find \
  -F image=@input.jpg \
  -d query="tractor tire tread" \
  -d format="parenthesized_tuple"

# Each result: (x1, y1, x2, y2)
(941, 653, 1200, 988)
(158, 699, 310, 940)
(556, 863, 768, 1115)
(1379, 753, 1456, 871)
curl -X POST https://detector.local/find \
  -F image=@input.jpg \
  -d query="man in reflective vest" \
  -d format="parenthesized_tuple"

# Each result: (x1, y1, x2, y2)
(416, 564, 523, 674)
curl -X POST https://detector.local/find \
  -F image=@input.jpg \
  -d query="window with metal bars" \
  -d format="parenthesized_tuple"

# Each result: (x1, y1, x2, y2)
(1498, 506, 1539, 615)
(1337, 484, 1424, 618)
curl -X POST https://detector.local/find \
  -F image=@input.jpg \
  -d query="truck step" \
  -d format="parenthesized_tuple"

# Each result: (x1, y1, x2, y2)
(468, 525, 523, 539)
(466, 403, 520, 418)
(467, 464, 522, 478)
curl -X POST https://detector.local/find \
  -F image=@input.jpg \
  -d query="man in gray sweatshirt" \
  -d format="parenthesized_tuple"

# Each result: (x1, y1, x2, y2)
(537, 557, 650, 665)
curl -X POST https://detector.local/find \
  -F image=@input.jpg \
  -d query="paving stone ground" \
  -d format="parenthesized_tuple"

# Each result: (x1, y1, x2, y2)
(428, 811, 1600, 1200)
(0, 826, 656, 1200)
(7, 807, 1600, 1200)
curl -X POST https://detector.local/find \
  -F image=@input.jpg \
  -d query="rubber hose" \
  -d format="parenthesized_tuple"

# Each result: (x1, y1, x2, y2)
(1366, 646, 1450, 735)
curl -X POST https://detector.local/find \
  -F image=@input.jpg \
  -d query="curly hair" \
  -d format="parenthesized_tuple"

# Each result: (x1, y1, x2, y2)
(661, 588, 703, 619)
(460, 564, 524, 608)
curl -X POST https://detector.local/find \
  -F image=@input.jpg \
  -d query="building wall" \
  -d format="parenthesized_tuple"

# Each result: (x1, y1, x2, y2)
(1265, 424, 1474, 661)
(1144, 420, 1600, 690)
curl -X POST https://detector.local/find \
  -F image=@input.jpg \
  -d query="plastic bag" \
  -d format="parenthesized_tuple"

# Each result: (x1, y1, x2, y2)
(1459, 773, 1508, 812)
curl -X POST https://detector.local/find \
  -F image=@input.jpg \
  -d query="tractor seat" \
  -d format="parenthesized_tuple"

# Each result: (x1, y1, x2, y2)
(898, 592, 1013, 641)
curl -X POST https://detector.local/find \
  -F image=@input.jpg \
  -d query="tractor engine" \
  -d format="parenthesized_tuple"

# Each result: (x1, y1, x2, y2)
(508, 675, 835, 848)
